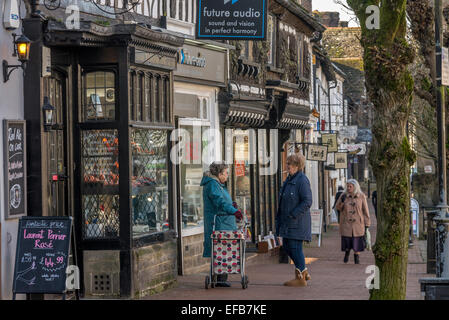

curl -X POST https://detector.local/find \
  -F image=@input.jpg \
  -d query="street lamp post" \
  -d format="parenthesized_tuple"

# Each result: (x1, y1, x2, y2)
(419, 0, 449, 298)
(434, 0, 449, 278)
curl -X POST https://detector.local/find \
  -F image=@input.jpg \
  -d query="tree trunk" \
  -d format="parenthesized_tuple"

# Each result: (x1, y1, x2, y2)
(347, 0, 416, 299)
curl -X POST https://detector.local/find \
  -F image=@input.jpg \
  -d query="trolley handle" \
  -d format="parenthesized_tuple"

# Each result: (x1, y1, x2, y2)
(213, 213, 249, 232)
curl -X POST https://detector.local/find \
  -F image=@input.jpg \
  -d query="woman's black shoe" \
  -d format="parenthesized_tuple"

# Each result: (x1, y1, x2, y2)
(354, 254, 360, 264)
(344, 251, 350, 263)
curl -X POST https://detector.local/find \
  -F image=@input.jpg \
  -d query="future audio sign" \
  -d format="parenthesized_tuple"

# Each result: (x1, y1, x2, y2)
(197, 0, 267, 40)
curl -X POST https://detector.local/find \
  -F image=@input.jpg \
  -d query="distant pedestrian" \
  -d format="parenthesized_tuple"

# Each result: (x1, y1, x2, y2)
(276, 154, 313, 287)
(333, 186, 345, 223)
(201, 162, 243, 287)
(372, 190, 377, 218)
(335, 179, 370, 264)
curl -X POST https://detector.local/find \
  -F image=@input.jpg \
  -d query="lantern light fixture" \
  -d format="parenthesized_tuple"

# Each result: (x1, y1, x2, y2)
(2, 33, 31, 83)
(42, 96, 55, 132)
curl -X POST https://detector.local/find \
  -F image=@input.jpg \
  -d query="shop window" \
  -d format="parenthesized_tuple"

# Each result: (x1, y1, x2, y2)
(145, 73, 153, 122)
(131, 128, 169, 238)
(179, 125, 210, 232)
(137, 72, 144, 121)
(131, 69, 170, 124)
(81, 130, 120, 239)
(82, 71, 115, 121)
(232, 130, 254, 242)
(155, 75, 161, 121)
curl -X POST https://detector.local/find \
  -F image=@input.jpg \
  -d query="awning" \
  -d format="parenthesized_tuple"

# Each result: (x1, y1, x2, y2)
(218, 90, 271, 128)
(44, 20, 184, 49)
(277, 103, 311, 129)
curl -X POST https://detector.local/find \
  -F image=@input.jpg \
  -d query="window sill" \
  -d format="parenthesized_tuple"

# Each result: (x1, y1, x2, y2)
(181, 225, 204, 237)
(132, 229, 177, 248)
(267, 65, 285, 74)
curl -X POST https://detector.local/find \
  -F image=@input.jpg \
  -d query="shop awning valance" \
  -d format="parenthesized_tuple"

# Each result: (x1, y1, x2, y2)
(277, 103, 311, 129)
(44, 21, 184, 50)
(218, 90, 271, 128)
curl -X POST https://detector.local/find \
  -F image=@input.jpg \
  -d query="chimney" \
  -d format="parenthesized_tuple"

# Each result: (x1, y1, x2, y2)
(315, 11, 340, 27)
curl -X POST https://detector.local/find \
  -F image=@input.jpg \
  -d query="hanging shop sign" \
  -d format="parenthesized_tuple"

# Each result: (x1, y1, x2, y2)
(338, 126, 358, 143)
(321, 133, 338, 153)
(196, 0, 267, 40)
(307, 145, 328, 162)
(12, 217, 72, 297)
(334, 152, 348, 169)
(4, 120, 27, 219)
(341, 143, 366, 155)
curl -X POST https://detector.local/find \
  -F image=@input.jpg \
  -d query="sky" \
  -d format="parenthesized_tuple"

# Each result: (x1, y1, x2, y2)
(312, 0, 359, 27)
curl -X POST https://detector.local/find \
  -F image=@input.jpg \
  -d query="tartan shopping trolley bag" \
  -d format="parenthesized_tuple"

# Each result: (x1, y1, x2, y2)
(204, 214, 249, 289)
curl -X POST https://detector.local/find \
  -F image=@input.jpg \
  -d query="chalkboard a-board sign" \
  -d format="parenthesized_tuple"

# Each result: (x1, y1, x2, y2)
(13, 217, 72, 295)
(3, 120, 27, 219)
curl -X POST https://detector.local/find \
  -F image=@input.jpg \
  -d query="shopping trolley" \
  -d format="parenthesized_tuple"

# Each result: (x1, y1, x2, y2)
(205, 213, 249, 289)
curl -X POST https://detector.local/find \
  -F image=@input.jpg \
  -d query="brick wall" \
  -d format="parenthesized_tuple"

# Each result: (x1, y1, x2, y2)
(132, 240, 178, 298)
(183, 233, 209, 275)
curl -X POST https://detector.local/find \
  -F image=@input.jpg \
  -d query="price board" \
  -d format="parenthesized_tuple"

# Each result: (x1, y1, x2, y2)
(13, 217, 72, 295)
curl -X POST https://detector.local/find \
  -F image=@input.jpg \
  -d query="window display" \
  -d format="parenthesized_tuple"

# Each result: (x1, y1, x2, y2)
(131, 129, 169, 238)
(179, 125, 210, 232)
(81, 130, 120, 239)
(233, 131, 253, 242)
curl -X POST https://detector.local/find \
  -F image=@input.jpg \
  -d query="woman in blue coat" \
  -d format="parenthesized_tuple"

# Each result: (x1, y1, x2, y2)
(276, 154, 313, 287)
(201, 162, 242, 287)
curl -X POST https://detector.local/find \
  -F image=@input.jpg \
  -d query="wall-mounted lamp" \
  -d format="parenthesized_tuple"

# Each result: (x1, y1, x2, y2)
(42, 96, 55, 132)
(2, 33, 31, 83)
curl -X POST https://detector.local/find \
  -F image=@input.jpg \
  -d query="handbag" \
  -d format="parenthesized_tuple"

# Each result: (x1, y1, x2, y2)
(330, 208, 338, 223)
(364, 229, 372, 251)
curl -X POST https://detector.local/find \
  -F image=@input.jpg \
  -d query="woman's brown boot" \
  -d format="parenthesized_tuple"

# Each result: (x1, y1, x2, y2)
(283, 268, 307, 287)
(302, 268, 311, 281)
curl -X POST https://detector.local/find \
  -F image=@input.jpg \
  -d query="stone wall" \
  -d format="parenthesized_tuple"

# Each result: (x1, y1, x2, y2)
(83, 250, 121, 297)
(132, 240, 178, 298)
(323, 27, 363, 60)
(183, 233, 209, 275)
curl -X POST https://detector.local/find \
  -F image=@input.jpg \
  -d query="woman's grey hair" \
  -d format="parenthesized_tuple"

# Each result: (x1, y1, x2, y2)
(346, 179, 362, 195)
(209, 161, 228, 177)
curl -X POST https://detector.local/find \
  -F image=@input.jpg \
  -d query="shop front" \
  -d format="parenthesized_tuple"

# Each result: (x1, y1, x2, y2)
(172, 40, 227, 275)
(218, 83, 276, 246)
(23, 18, 184, 298)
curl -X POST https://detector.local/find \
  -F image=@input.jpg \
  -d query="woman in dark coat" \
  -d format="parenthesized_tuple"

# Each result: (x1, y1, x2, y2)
(201, 162, 242, 287)
(276, 154, 313, 287)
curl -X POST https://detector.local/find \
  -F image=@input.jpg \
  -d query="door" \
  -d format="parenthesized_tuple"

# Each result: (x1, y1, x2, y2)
(43, 71, 70, 217)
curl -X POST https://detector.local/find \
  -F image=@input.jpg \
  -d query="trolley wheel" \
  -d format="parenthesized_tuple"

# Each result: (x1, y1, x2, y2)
(241, 275, 248, 289)
(205, 276, 210, 289)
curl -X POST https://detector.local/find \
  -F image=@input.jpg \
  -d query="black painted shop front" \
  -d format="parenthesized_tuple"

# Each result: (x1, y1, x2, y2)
(23, 18, 184, 298)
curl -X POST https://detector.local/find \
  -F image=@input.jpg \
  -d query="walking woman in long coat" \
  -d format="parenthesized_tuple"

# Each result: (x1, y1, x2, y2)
(335, 179, 371, 264)
(276, 154, 313, 287)
(201, 162, 242, 287)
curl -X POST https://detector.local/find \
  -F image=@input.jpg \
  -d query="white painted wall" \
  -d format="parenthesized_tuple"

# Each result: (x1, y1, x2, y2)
(0, 0, 26, 300)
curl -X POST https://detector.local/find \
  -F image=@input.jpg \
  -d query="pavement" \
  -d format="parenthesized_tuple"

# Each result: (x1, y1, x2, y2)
(142, 201, 434, 300)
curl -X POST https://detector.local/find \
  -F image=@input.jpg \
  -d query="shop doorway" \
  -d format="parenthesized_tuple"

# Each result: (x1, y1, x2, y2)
(43, 70, 70, 217)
